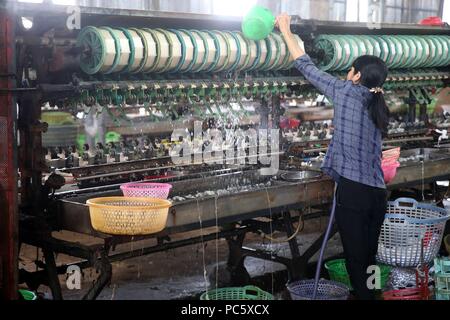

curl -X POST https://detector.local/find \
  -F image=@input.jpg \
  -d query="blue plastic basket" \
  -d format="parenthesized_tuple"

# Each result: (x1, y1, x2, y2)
(377, 198, 450, 267)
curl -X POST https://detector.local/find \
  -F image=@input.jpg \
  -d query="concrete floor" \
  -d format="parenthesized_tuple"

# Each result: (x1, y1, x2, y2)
(19, 215, 344, 300)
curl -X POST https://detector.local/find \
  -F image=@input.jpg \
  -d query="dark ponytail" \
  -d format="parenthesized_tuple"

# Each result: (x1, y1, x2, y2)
(352, 55, 390, 138)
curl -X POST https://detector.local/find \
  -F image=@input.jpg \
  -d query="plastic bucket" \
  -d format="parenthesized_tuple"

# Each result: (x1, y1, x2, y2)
(242, 5, 275, 40)
(382, 161, 400, 184)
(19, 289, 37, 300)
(325, 259, 391, 290)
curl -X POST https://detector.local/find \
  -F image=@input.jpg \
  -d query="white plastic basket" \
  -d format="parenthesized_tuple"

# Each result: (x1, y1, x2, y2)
(377, 198, 450, 267)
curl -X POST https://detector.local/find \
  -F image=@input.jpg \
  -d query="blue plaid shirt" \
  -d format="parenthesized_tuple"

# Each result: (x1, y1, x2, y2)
(294, 55, 385, 189)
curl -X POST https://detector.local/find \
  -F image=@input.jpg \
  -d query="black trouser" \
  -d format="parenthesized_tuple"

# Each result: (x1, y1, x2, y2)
(335, 177, 387, 300)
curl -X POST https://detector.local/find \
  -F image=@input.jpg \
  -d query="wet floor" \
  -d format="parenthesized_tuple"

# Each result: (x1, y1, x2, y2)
(19, 215, 344, 300)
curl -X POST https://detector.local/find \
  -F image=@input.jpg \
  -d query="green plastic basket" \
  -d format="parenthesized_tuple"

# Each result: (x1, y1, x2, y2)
(242, 5, 275, 41)
(325, 259, 391, 290)
(105, 131, 121, 143)
(19, 289, 37, 300)
(200, 285, 274, 300)
(42, 112, 75, 125)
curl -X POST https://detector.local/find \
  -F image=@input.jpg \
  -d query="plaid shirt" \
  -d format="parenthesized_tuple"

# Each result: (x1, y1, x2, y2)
(294, 55, 385, 189)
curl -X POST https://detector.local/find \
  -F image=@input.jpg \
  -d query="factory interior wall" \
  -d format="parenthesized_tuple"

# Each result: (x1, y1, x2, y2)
(48, 0, 445, 23)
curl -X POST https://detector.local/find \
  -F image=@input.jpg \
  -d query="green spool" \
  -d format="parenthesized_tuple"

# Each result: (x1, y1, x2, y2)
(100, 27, 122, 74)
(259, 33, 275, 71)
(314, 35, 341, 71)
(270, 32, 287, 70)
(241, 5, 275, 41)
(154, 28, 174, 73)
(380, 36, 396, 68)
(443, 36, 450, 65)
(406, 36, 420, 68)
(278, 33, 293, 70)
(117, 28, 136, 74)
(339, 35, 360, 71)
(178, 29, 199, 73)
(372, 36, 389, 65)
(168, 29, 187, 73)
(422, 36, 437, 68)
(399, 35, 415, 69)
(245, 38, 262, 72)
(431, 35, 445, 67)
(407, 36, 420, 68)
(129, 28, 149, 73)
(367, 35, 382, 58)
(395, 36, 410, 68)
(360, 35, 374, 56)
(189, 30, 209, 72)
(388, 36, 404, 69)
(263, 33, 281, 71)
(142, 28, 161, 73)
(222, 31, 242, 72)
(331, 35, 350, 71)
(325, 259, 391, 291)
(352, 35, 368, 59)
(77, 26, 107, 75)
(436, 35, 450, 66)
(211, 30, 231, 73)
(200, 286, 274, 300)
(202, 30, 221, 73)
(415, 36, 430, 68)
(235, 31, 251, 72)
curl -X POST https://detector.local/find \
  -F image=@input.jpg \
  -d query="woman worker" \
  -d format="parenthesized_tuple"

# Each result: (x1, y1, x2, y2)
(276, 14, 389, 300)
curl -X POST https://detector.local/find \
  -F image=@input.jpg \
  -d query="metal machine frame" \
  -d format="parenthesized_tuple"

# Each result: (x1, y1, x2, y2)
(0, 2, 449, 300)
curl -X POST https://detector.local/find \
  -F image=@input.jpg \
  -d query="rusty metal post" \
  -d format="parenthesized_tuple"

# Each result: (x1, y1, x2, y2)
(0, 7, 18, 300)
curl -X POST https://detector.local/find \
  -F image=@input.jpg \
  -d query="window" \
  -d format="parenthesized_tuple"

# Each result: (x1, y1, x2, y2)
(443, 0, 450, 23)
(212, 0, 257, 17)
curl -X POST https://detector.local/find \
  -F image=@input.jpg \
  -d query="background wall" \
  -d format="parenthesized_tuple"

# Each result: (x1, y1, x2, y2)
(15, 0, 450, 23)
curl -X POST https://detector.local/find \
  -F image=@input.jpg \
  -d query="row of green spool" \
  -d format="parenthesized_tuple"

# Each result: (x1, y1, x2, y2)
(315, 34, 450, 71)
(77, 26, 304, 75)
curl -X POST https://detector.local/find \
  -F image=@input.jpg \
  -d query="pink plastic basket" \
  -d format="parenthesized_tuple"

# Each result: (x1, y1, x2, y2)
(120, 182, 173, 199)
(382, 161, 400, 184)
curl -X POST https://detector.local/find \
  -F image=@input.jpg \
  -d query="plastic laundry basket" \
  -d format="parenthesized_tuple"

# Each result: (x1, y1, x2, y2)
(376, 198, 450, 267)
(325, 259, 391, 290)
(382, 287, 425, 300)
(286, 279, 349, 300)
(200, 286, 274, 300)
(86, 197, 171, 235)
(120, 182, 172, 199)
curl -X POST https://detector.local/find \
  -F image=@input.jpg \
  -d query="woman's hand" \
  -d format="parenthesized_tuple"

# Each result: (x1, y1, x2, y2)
(275, 13, 292, 36)
(275, 13, 304, 60)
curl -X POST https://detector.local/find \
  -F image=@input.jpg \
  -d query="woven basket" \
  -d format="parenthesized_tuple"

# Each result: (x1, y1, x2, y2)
(86, 197, 171, 235)
(325, 259, 391, 290)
